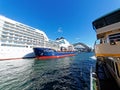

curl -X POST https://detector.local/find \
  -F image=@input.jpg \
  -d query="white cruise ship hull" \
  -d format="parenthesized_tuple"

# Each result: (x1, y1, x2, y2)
(0, 46, 35, 60)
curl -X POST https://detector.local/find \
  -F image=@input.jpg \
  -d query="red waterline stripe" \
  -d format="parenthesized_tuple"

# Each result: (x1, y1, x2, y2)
(36, 54, 75, 59)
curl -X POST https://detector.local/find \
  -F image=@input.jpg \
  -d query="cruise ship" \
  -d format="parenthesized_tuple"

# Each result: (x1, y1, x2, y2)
(0, 15, 49, 60)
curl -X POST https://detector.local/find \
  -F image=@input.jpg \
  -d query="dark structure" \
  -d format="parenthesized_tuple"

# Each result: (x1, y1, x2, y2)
(73, 42, 92, 52)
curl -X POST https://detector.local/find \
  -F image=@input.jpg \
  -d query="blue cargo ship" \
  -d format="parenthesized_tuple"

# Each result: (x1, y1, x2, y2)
(33, 47, 75, 59)
(33, 37, 76, 59)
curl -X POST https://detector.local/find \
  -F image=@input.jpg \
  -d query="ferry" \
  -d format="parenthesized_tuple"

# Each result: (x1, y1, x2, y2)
(92, 9, 120, 88)
(0, 15, 49, 60)
(33, 37, 76, 59)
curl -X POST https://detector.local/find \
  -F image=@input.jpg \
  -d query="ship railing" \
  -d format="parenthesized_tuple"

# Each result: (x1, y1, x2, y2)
(90, 67, 100, 90)
(94, 39, 100, 52)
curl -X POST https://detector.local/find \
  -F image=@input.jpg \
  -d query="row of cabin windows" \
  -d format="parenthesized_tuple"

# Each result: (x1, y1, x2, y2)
(1, 36, 43, 44)
(3, 23, 44, 37)
(1, 34, 42, 40)
(1, 43, 36, 48)
(1, 44, 28, 48)
(1, 33, 44, 41)
(98, 33, 120, 44)
(1, 44, 43, 48)
(1, 30, 44, 42)
(3, 21, 45, 40)
(2, 27, 43, 39)
(0, 41, 58, 49)
(4, 21, 36, 32)
(109, 33, 120, 42)
(0, 39, 43, 45)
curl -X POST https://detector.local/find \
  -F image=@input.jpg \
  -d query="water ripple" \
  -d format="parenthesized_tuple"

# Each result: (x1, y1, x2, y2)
(0, 52, 96, 90)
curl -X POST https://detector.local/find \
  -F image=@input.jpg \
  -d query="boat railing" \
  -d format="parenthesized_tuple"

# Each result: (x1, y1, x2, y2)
(90, 67, 100, 90)
(94, 39, 100, 51)
(94, 39, 101, 45)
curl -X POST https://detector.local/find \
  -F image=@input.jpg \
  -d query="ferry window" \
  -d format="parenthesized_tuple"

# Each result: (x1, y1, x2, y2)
(109, 33, 120, 42)
(115, 63, 120, 78)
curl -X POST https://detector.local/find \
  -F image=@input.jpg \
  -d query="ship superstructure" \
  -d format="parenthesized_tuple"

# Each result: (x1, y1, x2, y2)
(56, 37, 74, 51)
(0, 15, 49, 60)
(92, 9, 120, 88)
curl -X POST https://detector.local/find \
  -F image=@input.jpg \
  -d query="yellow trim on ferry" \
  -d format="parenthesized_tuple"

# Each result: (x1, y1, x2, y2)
(95, 53, 120, 57)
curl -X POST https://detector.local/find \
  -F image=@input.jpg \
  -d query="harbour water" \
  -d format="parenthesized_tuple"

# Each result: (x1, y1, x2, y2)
(0, 52, 96, 90)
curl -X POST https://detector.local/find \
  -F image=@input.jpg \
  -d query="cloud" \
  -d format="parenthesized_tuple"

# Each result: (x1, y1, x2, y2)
(58, 29, 63, 33)
(75, 38, 80, 40)
(57, 27, 63, 33)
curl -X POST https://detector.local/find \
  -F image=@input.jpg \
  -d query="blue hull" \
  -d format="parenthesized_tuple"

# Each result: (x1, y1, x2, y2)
(33, 47, 76, 59)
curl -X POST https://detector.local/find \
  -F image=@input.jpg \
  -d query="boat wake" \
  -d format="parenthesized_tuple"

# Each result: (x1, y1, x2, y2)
(90, 56, 96, 60)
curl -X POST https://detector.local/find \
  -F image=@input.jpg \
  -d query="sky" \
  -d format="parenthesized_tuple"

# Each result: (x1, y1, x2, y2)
(0, 0, 120, 47)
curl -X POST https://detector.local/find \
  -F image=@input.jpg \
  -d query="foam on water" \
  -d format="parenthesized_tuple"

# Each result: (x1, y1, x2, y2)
(90, 56, 96, 60)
